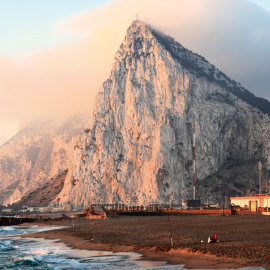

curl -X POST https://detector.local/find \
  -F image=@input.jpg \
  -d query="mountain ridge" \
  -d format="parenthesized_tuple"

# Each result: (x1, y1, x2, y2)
(150, 27, 270, 115)
(55, 20, 270, 206)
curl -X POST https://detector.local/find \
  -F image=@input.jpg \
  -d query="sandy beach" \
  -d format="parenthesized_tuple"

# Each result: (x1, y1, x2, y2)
(20, 215, 270, 269)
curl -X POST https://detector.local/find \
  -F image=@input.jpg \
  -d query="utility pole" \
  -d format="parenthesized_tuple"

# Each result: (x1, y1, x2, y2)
(193, 118, 196, 200)
(259, 161, 262, 194)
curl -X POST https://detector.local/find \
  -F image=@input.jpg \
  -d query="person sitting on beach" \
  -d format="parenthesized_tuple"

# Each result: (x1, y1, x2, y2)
(208, 233, 218, 243)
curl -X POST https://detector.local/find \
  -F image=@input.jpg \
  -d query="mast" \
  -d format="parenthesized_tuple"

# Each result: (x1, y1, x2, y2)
(193, 118, 196, 200)
(259, 161, 262, 194)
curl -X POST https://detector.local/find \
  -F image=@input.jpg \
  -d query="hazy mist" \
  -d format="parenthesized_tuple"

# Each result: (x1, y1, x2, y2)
(1, 0, 270, 144)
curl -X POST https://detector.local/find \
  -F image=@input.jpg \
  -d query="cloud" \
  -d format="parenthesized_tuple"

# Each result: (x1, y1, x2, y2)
(60, 0, 270, 100)
(0, 0, 270, 127)
(0, 118, 20, 146)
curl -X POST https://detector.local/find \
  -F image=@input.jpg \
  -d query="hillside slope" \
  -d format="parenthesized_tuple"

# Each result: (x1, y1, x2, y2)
(0, 113, 90, 206)
(13, 169, 68, 207)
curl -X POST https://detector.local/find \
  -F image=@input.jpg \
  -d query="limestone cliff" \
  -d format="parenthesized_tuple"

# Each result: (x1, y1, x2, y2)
(56, 21, 270, 206)
(0, 113, 89, 206)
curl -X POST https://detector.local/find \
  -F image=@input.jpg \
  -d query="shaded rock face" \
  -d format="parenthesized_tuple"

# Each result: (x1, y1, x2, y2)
(0, 114, 89, 206)
(13, 169, 68, 207)
(197, 158, 270, 205)
(57, 21, 270, 205)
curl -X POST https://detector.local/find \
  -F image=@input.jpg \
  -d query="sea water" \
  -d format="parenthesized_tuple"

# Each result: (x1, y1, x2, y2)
(0, 225, 265, 270)
(0, 225, 183, 269)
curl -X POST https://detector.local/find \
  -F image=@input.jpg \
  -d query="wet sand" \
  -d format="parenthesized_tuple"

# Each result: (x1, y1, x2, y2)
(20, 215, 270, 269)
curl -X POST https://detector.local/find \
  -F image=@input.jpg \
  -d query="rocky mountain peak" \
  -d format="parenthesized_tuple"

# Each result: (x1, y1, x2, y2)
(110, 20, 159, 81)
(56, 21, 270, 206)
(120, 20, 270, 116)
(2, 21, 269, 207)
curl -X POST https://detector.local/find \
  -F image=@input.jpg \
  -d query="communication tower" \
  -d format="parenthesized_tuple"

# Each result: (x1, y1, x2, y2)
(193, 118, 196, 200)
(259, 161, 262, 194)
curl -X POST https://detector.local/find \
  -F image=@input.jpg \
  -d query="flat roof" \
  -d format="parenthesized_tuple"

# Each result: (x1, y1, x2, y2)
(231, 195, 270, 199)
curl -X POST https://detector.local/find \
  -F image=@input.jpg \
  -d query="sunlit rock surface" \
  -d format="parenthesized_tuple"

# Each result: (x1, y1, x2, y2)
(57, 21, 270, 206)
(0, 114, 89, 205)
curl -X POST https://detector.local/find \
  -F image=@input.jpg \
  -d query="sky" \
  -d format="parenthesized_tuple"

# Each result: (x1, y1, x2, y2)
(248, 0, 270, 10)
(0, 0, 270, 146)
(0, 0, 112, 57)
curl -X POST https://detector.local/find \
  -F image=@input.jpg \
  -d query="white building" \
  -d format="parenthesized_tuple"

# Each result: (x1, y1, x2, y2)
(230, 195, 270, 212)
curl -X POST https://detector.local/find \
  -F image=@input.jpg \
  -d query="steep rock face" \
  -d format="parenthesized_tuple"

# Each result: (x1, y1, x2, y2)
(0, 113, 89, 205)
(57, 21, 270, 206)
(13, 169, 68, 207)
(197, 158, 270, 205)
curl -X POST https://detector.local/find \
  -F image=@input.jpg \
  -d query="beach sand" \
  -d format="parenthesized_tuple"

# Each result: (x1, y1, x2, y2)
(20, 215, 270, 269)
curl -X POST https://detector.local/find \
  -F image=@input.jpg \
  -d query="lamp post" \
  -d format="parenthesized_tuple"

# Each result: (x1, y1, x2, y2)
(225, 196, 227, 208)
(259, 161, 262, 194)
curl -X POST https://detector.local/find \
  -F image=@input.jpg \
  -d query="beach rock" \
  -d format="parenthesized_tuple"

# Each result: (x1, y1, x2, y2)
(56, 21, 270, 205)
(0, 217, 36, 226)
(83, 208, 106, 219)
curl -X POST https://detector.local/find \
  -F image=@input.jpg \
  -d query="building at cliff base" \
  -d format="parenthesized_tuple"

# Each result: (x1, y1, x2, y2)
(230, 194, 270, 212)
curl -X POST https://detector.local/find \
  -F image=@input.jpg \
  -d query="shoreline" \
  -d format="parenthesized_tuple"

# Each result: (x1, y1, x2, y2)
(9, 214, 270, 270)
(19, 229, 259, 269)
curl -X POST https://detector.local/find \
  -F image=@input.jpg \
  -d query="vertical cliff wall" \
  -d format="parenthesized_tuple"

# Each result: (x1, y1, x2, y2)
(56, 21, 270, 206)
(0, 113, 89, 205)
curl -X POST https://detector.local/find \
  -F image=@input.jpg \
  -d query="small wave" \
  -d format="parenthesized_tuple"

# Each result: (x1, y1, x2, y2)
(0, 240, 15, 252)
(13, 256, 41, 268)
(12, 255, 36, 262)
(35, 226, 66, 232)
(0, 227, 25, 237)
(79, 255, 126, 263)
(0, 240, 12, 246)
(27, 246, 68, 257)
(34, 252, 111, 269)
(0, 225, 65, 237)
(0, 226, 15, 231)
